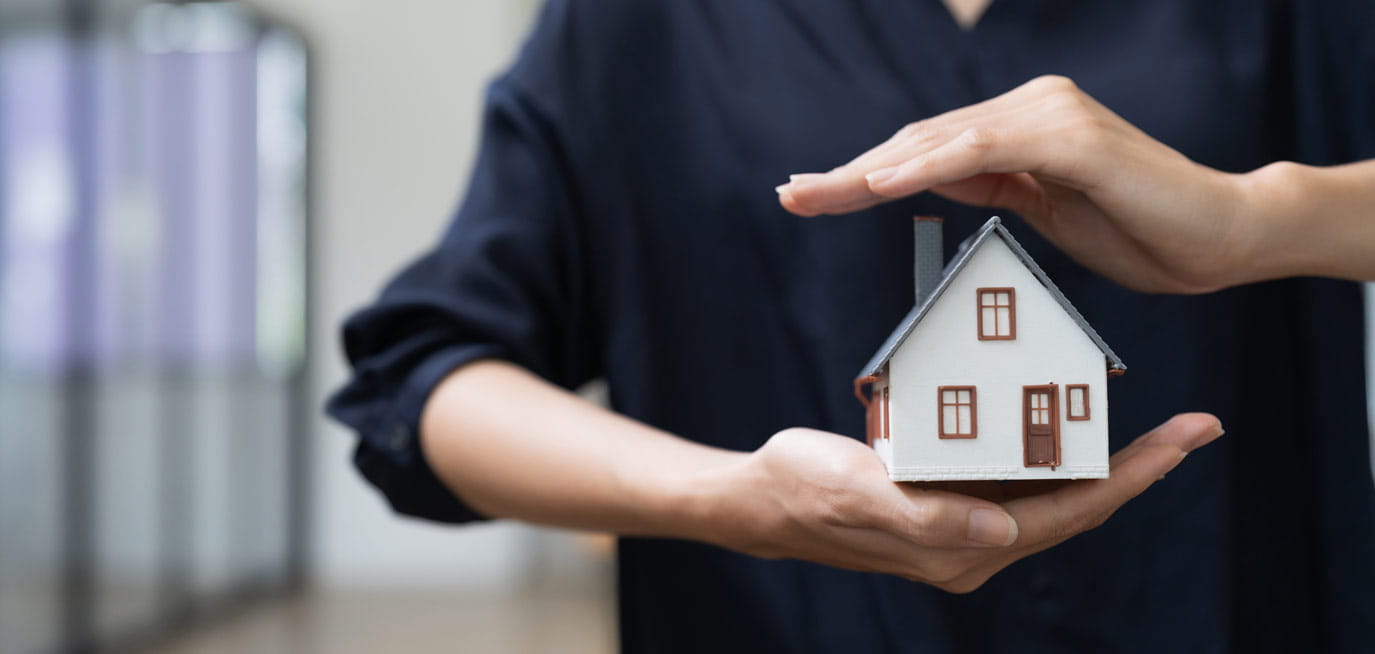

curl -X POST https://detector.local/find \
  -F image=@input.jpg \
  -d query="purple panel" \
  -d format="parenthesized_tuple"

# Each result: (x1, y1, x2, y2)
(147, 50, 197, 364)
(146, 45, 259, 367)
(0, 36, 74, 373)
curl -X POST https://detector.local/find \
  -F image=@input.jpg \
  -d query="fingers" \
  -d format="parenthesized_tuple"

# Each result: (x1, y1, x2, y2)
(1125, 411, 1225, 453)
(775, 75, 1119, 216)
(1004, 413, 1224, 546)
(777, 83, 1044, 217)
(884, 486, 1019, 548)
(865, 127, 1049, 200)
(925, 172, 1048, 218)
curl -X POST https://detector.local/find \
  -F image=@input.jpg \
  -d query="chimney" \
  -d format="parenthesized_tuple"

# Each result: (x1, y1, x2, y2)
(913, 216, 944, 305)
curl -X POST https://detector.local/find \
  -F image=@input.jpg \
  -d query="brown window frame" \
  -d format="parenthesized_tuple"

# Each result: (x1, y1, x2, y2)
(937, 385, 978, 439)
(865, 382, 892, 445)
(1066, 384, 1090, 421)
(881, 386, 891, 440)
(976, 287, 1017, 341)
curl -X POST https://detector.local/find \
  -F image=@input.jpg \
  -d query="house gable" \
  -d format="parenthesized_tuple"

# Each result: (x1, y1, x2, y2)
(857, 216, 1126, 380)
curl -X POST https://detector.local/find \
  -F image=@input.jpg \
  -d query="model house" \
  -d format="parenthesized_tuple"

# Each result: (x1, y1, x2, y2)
(855, 216, 1126, 481)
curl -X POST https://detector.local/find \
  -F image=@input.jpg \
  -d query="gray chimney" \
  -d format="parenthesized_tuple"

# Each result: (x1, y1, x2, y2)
(914, 216, 944, 305)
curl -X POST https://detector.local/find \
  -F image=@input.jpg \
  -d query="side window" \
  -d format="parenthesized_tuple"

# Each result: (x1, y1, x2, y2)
(1066, 384, 1090, 420)
(938, 386, 977, 438)
(866, 383, 891, 444)
(977, 288, 1016, 340)
(881, 386, 891, 440)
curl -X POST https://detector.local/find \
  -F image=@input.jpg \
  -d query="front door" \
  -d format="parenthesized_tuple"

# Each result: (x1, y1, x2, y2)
(1023, 385, 1060, 467)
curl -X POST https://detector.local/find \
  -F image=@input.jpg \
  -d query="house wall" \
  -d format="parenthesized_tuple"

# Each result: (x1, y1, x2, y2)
(887, 237, 1110, 480)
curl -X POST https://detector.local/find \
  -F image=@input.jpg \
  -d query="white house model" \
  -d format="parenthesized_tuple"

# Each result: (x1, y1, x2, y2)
(855, 216, 1126, 481)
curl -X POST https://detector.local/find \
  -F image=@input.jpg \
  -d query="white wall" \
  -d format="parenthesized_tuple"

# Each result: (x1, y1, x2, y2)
(888, 234, 1110, 480)
(248, 0, 547, 589)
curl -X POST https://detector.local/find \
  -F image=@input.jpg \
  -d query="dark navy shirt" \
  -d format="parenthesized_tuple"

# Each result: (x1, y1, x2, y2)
(328, 2, 1375, 651)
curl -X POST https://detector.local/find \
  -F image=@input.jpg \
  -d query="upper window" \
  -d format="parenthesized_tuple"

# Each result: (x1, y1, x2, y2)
(938, 386, 977, 439)
(1066, 384, 1090, 420)
(977, 288, 1016, 340)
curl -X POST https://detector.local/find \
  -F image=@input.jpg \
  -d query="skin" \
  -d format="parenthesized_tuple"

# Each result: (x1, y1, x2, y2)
(943, 0, 994, 30)
(775, 75, 1375, 291)
(421, 74, 1373, 593)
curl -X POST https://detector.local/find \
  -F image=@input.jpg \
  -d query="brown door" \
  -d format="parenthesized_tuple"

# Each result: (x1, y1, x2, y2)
(1023, 385, 1060, 467)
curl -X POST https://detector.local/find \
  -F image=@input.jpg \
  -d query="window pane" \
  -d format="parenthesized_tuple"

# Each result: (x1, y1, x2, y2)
(958, 405, 971, 433)
(943, 390, 955, 404)
(981, 308, 996, 335)
(879, 390, 888, 432)
(1070, 388, 1086, 416)
(979, 291, 993, 308)
(997, 307, 1011, 335)
(943, 405, 957, 433)
(958, 390, 970, 404)
(997, 292, 1009, 305)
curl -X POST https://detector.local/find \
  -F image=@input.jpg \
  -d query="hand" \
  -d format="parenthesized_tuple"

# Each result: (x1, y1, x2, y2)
(706, 413, 1224, 593)
(775, 75, 1261, 294)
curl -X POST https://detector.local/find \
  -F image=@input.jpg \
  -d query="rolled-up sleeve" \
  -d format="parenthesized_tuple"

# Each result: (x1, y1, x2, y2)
(325, 72, 600, 523)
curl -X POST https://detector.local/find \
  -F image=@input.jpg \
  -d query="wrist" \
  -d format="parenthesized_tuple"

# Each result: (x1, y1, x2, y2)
(1233, 161, 1322, 282)
(627, 444, 756, 541)
(644, 446, 777, 552)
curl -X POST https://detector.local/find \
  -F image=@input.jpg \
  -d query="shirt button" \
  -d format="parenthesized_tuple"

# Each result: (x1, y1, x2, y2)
(386, 424, 411, 451)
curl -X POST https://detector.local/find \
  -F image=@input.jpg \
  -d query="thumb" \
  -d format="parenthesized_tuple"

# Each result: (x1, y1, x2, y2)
(891, 487, 1019, 548)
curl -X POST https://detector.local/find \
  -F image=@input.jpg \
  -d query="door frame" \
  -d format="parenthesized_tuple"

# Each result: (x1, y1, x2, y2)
(1022, 384, 1061, 467)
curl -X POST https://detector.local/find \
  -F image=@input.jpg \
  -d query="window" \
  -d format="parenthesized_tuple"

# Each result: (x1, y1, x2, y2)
(1066, 384, 1090, 420)
(977, 288, 1016, 340)
(1028, 391, 1051, 426)
(938, 386, 977, 438)
(866, 384, 891, 444)
(881, 386, 890, 440)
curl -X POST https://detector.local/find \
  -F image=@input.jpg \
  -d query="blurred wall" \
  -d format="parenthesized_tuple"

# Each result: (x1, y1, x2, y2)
(247, 0, 546, 589)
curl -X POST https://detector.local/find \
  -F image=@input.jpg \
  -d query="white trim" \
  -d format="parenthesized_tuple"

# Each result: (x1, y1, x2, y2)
(888, 464, 1109, 481)
(872, 438, 893, 469)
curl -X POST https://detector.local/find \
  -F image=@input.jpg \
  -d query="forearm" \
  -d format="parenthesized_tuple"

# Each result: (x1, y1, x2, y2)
(419, 359, 750, 539)
(1242, 159, 1375, 283)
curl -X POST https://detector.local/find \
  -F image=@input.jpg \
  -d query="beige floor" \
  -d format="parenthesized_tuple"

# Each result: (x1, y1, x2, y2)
(148, 586, 616, 654)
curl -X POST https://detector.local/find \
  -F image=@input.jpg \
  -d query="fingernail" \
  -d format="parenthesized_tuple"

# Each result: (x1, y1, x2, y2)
(788, 173, 825, 186)
(775, 184, 790, 195)
(1189, 424, 1226, 450)
(968, 508, 1018, 547)
(865, 167, 897, 185)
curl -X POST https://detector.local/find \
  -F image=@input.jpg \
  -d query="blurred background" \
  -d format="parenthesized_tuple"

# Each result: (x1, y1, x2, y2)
(0, 1, 612, 652)
(0, 2, 1371, 653)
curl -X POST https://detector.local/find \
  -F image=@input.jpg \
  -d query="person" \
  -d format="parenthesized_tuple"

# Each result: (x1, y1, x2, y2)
(327, 1, 1375, 651)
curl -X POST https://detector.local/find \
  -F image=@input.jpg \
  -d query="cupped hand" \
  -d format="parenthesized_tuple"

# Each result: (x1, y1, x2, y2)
(775, 75, 1259, 294)
(717, 413, 1223, 593)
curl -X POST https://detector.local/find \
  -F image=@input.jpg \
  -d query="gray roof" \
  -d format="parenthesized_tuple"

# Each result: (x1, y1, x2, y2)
(858, 216, 1127, 379)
